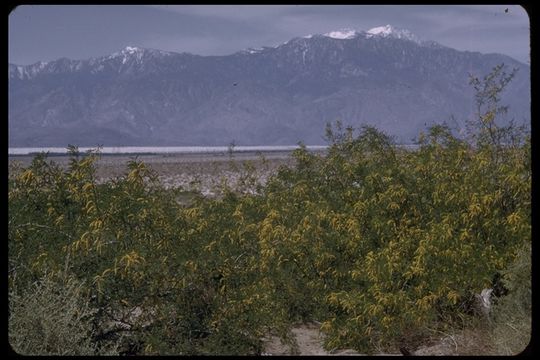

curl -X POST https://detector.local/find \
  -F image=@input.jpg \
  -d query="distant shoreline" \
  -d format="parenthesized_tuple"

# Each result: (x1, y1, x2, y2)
(8, 144, 423, 156)
(8, 145, 329, 156)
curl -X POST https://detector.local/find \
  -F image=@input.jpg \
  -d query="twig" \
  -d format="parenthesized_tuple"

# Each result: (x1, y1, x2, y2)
(12, 222, 75, 241)
(234, 252, 246, 264)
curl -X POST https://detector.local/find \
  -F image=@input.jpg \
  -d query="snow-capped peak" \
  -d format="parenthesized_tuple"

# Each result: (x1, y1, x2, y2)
(123, 46, 142, 54)
(114, 46, 174, 57)
(107, 46, 173, 64)
(323, 28, 358, 39)
(244, 47, 264, 54)
(9, 60, 52, 80)
(366, 24, 420, 43)
(108, 46, 143, 58)
(109, 46, 138, 59)
(366, 24, 395, 36)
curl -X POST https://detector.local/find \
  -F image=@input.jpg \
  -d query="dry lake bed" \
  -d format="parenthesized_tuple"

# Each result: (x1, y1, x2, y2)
(8, 150, 318, 196)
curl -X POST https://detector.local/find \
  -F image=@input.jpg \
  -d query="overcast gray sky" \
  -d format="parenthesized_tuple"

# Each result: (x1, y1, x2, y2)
(9, 5, 530, 66)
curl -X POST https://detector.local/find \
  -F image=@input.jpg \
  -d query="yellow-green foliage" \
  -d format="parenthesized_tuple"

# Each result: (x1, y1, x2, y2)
(8, 65, 530, 354)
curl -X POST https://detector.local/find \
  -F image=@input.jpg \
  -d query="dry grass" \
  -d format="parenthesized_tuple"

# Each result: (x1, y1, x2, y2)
(489, 241, 532, 355)
(9, 272, 120, 355)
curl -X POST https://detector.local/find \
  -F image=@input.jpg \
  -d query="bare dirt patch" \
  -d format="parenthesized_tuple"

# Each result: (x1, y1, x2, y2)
(262, 323, 403, 356)
(262, 323, 329, 355)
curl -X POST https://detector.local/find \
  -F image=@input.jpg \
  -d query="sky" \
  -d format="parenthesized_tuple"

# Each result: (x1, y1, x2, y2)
(8, 5, 530, 66)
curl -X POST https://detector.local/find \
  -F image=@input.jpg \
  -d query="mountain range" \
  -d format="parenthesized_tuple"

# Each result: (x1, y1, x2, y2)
(8, 25, 530, 147)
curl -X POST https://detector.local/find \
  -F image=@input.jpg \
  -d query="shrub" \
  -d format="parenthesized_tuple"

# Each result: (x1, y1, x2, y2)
(7, 64, 530, 355)
(8, 271, 119, 355)
(490, 240, 531, 354)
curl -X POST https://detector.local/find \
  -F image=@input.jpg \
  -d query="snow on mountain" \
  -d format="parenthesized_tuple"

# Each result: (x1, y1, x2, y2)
(323, 29, 358, 39)
(242, 47, 265, 54)
(108, 46, 173, 64)
(124, 46, 141, 54)
(366, 25, 395, 36)
(366, 24, 420, 43)
(9, 61, 50, 80)
(9, 46, 178, 79)
(108, 45, 144, 58)
(317, 25, 423, 44)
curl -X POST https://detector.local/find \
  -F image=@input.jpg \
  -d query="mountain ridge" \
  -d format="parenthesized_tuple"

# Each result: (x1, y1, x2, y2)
(9, 25, 530, 147)
(7, 25, 472, 72)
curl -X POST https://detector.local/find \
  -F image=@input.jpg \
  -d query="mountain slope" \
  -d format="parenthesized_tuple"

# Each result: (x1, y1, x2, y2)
(8, 25, 530, 147)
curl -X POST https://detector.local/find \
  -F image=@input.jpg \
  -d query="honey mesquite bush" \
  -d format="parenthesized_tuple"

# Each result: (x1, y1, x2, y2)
(8, 64, 530, 354)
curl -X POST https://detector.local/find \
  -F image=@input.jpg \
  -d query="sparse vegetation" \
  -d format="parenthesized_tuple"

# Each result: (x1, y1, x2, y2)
(490, 240, 531, 355)
(8, 64, 530, 355)
(8, 271, 120, 355)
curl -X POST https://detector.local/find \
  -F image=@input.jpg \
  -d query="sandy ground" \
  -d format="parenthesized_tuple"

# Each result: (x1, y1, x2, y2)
(262, 323, 403, 356)
(262, 323, 330, 356)
(260, 322, 492, 356)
